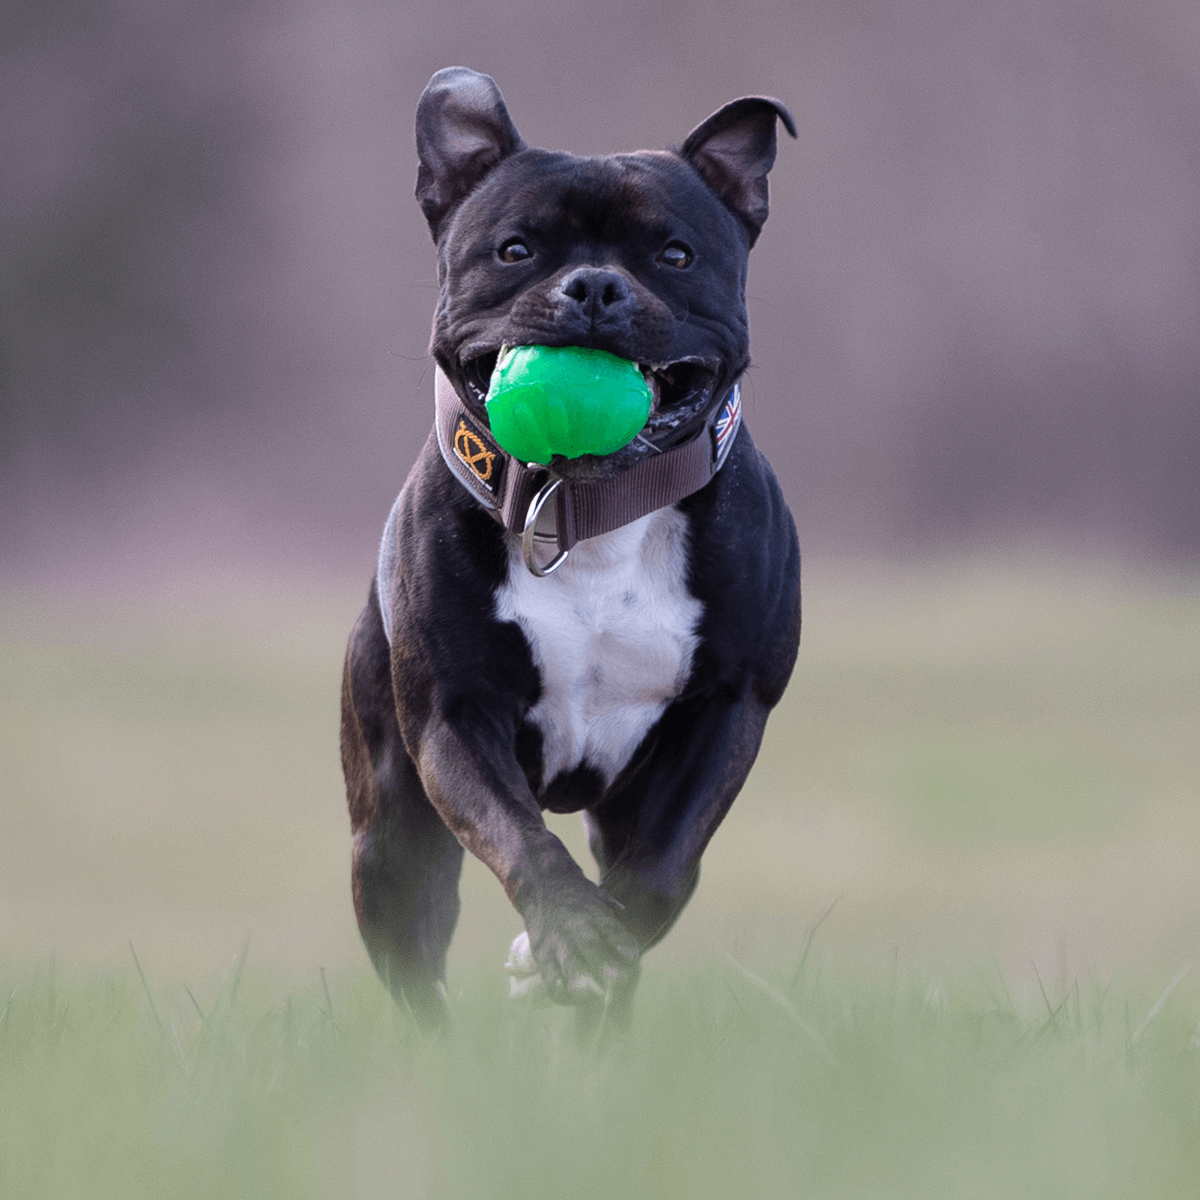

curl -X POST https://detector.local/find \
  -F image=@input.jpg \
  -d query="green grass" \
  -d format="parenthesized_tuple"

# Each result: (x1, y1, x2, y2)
(2, 548, 1199, 1196)
(2, 949, 1198, 1199)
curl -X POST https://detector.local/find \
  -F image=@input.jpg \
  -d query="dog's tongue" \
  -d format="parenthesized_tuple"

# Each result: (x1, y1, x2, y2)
(484, 345, 652, 464)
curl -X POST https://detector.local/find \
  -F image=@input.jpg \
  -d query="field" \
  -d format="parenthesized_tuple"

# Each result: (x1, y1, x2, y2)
(2, 550, 1199, 1197)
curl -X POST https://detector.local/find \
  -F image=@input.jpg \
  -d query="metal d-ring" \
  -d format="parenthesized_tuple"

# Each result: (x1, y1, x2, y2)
(521, 475, 569, 577)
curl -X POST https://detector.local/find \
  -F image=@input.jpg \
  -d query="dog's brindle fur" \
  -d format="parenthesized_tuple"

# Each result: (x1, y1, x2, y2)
(341, 68, 800, 1033)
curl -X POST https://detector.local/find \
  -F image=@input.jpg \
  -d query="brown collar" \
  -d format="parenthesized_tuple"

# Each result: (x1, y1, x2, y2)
(432, 366, 741, 574)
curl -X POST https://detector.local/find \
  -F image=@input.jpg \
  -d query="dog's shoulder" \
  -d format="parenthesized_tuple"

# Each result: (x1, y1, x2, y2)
(681, 428, 801, 703)
(375, 434, 510, 645)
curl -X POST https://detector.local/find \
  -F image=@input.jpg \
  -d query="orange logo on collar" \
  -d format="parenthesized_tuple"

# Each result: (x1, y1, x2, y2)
(454, 420, 496, 482)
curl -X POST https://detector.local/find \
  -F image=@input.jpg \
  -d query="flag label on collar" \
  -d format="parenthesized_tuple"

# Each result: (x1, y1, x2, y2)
(712, 385, 742, 467)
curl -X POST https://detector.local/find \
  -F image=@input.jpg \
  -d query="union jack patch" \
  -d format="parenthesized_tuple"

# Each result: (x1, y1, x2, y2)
(712, 384, 742, 467)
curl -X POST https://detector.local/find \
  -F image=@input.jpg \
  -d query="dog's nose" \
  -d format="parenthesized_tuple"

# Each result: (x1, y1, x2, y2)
(558, 267, 634, 313)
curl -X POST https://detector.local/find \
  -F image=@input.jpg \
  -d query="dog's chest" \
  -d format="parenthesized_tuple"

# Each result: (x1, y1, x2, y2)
(494, 506, 702, 790)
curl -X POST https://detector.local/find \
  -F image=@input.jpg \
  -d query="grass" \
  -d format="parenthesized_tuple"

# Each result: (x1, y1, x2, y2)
(2, 546, 1199, 1196)
(1, 945, 1198, 1199)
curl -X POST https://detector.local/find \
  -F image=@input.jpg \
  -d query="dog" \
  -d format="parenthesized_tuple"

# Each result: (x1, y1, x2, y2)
(340, 67, 800, 1034)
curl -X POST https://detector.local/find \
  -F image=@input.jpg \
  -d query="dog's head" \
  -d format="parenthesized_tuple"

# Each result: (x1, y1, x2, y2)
(416, 67, 795, 480)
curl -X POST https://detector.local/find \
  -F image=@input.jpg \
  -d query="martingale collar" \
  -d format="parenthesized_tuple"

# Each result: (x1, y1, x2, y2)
(432, 365, 742, 575)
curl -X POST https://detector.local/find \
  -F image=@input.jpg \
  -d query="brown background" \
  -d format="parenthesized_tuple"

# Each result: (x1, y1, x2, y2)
(3, 0, 1198, 581)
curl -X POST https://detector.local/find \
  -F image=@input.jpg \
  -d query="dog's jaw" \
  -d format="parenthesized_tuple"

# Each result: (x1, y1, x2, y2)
(455, 346, 726, 466)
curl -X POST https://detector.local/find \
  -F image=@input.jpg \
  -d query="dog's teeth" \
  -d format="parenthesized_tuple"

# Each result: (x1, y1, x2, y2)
(644, 372, 663, 409)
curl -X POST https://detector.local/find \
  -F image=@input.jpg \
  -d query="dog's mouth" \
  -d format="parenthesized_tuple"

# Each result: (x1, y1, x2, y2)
(460, 349, 721, 449)
(461, 350, 501, 404)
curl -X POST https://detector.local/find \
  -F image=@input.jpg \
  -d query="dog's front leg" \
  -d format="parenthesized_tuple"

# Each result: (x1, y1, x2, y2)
(414, 713, 641, 1005)
(586, 688, 775, 952)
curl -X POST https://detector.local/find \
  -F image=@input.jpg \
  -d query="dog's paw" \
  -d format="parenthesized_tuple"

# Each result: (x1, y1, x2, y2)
(505, 930, 550, 1002)
(521, 882, 641, 1007)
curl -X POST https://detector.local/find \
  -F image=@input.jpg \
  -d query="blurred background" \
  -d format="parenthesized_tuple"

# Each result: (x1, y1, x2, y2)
(4, 0, 1198, 570)
(2, 0, 1197, 989)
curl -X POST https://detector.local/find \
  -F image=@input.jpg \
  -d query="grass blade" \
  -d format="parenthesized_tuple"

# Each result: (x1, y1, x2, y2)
(128, 941, 165, 1037)
(726, 953, 835, 1063)
(789, 892, 844, 994)
(1133, 964, 1193, 1044)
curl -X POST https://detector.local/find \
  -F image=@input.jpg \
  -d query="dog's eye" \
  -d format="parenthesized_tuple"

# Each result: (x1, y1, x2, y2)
(657, 242, 693, 269)
(498, 238, 532, 264)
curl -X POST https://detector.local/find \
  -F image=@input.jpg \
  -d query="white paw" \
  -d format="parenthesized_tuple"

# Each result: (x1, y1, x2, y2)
(505, 930, 549, 1002)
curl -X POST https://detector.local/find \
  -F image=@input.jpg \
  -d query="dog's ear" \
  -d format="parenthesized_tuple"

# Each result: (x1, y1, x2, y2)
(680, 97, 796, 246)
(416, 67, 525, 240)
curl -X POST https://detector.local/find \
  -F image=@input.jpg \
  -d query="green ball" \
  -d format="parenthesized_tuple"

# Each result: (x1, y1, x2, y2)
(485, 345, 653, 464)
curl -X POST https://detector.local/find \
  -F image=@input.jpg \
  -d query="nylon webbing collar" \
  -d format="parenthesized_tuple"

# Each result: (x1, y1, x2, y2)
(432, 365, 741, 564)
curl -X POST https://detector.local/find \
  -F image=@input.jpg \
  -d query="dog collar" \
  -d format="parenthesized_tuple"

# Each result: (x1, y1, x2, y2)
(432, 365, 741, 576)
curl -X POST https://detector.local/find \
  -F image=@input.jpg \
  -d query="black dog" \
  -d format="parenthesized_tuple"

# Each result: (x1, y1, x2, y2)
(340, 67, 800, 1033)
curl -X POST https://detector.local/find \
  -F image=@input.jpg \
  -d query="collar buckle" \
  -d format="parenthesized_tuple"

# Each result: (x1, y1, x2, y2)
(521, 475, 569, 577)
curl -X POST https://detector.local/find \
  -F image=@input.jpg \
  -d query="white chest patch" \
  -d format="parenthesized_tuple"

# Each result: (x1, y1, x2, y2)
(494, 506, 703, 789)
